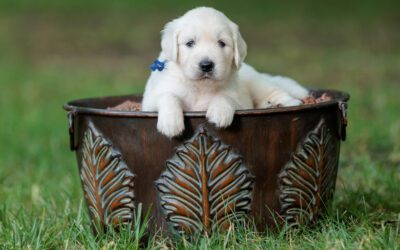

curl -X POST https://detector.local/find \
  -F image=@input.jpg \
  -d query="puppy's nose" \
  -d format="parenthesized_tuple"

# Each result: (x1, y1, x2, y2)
(199, 60, 215, 73)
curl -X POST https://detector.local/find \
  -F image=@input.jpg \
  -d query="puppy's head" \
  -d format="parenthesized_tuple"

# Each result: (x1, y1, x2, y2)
(161, 7, 247, 84)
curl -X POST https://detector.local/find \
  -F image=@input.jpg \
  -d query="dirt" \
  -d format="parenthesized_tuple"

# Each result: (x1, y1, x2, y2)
(301, 93, 332, 104)
(107, 100, 142, 111)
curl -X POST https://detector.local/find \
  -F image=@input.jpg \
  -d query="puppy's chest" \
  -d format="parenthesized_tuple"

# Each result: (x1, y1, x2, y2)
(182, 92, 215, 111)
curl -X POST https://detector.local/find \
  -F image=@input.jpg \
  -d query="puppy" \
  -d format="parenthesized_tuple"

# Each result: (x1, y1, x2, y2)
(142, 7, 309, 138)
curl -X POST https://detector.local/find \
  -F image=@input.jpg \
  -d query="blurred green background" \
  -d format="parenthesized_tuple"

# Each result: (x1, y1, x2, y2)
(0, 0, 399, 248)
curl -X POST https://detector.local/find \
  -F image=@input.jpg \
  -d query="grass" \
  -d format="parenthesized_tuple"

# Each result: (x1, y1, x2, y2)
(0, 1, 399, 249)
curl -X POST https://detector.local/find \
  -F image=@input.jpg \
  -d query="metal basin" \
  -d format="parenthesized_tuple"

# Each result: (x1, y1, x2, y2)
(64, 89, 349, 235)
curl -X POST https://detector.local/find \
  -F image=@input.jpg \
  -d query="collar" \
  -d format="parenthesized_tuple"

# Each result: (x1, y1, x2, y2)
(150, 59, 167, 72)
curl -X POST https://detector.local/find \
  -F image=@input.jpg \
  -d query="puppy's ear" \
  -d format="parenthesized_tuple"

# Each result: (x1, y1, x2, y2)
(230, 23, 247, 68)
(161, 19, 179, 62)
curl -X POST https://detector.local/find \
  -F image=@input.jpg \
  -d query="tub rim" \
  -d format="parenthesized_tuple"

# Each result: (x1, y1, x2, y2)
(63, 88, 349, 118)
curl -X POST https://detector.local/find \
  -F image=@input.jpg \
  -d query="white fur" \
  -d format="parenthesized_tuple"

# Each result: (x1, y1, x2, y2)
(142, 7, 309, 137)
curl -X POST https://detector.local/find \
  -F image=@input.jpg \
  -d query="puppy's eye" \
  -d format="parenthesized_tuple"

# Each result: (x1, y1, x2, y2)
(186, 40, 195, 48)
(218, 40, 226, 48)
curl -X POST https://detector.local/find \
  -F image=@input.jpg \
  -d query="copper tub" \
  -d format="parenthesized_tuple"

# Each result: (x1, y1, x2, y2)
(64, 89, 349, 235)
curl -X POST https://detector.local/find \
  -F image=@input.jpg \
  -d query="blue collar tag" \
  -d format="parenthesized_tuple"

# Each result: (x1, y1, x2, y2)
(150, 59, 166, 72)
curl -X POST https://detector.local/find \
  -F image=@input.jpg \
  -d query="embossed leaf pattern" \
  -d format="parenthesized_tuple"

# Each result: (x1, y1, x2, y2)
(156, 128, 254, 235)
(80, 126, 135, 232)
(279, 119, 338, 227)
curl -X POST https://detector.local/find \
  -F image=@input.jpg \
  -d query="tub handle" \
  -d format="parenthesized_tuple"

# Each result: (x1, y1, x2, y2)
(68, 111, 77, 151)
(338, 101, 348, 141)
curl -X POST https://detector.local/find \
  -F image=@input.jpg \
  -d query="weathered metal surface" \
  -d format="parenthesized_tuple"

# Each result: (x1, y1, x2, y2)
(64, 89, 349, 235)
(68, 111, 77, 151)
(80, 125, 135, 233)
(338, 101, 348, 141)
(278, 119, 338, 227)
(156, 127, 254, 235)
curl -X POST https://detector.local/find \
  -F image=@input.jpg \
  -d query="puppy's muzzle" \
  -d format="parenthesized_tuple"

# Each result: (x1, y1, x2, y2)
(199, 60, 215, 73)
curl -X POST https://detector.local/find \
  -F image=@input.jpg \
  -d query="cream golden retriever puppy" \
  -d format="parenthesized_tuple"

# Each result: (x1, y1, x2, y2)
(142, 7, 308, 137)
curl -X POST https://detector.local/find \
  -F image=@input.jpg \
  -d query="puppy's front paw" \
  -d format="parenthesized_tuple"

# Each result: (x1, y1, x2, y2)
(157, 111, 184, 138)
(206, 105, 235, 128)
(258, 100, 274, 109)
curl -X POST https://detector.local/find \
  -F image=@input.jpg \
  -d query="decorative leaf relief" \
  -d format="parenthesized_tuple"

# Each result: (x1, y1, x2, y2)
(156, 127, 254, 235)
(80, 126, 135, 232)
(279, 119, 338, 227)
